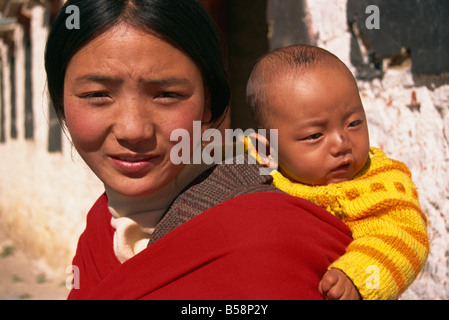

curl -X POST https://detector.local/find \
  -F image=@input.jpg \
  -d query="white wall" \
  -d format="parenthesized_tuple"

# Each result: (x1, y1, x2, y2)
(0, 5, 103, 269)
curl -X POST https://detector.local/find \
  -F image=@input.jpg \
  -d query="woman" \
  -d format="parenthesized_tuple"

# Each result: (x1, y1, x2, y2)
(45, 0, 352, 300)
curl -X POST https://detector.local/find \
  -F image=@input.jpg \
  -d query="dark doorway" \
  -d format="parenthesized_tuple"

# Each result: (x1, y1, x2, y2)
(226, 0, 269, 130)
(202, 0, 269, 130)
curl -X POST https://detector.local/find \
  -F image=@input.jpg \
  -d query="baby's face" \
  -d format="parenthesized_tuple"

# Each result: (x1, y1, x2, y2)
(266, 66, 370, 185)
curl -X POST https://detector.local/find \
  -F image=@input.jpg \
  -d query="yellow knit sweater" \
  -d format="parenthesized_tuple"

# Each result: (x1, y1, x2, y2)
(270, 147, 429, 299)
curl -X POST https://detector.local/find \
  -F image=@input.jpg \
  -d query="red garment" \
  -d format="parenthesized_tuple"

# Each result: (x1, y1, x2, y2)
(68, 192, 352, 300)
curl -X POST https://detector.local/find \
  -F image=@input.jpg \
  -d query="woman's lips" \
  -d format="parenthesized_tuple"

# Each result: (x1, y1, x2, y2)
(109, 155, 158, 174)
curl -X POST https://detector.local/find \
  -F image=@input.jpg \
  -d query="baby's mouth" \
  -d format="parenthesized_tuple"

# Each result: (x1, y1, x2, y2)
(331, 162, 352, 175)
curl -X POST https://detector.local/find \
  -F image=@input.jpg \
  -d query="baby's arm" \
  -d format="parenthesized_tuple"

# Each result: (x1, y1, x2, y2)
(319, 268, 361, 300)
(330, 202, 428, 299)
(328, 157, 429, 300)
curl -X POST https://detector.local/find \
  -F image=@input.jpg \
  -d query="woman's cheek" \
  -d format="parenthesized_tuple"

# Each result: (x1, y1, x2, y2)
(160, 104, 205, 145)
(64, 100, 108, 152)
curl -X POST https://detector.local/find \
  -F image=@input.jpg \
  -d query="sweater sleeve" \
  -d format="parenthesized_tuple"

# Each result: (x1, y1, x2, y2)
(329, 160, 429, 300)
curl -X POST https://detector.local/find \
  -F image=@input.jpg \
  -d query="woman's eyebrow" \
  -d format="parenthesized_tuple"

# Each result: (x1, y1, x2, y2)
(141, 77, 191, 86)
(74, 75, 191, 86)
(74, 75, 121, 84)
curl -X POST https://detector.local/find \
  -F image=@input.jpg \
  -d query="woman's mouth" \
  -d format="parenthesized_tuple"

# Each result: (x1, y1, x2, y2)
(110, 154, 158, 174)
(117, 156, 151, 162)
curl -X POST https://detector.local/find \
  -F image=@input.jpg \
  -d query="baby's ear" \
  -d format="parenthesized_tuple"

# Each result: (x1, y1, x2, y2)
(247, 132, 279, 175)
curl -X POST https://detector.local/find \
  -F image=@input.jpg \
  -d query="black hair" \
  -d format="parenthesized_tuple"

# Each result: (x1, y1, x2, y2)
(45, 0, 230, 126)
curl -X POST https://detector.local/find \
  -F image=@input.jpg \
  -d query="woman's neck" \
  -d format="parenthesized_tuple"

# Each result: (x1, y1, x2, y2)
(105, 162, 213, 262)
(105, 162, 213, 219)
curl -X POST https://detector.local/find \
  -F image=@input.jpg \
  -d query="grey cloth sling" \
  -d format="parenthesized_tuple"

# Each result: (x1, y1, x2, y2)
(149, 156, 282, 245)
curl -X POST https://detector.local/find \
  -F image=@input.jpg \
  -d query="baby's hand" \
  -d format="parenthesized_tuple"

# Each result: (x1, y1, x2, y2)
(318, 268, 361, 300)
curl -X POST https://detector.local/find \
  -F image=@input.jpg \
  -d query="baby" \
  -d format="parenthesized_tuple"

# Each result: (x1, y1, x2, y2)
(246, 45, 429, 300)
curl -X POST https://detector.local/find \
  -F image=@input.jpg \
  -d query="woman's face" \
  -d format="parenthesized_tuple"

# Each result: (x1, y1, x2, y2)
(64, 24, 210, 197)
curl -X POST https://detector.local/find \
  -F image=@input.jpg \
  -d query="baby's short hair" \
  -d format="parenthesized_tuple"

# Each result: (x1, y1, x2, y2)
(246, 45, 343, 128)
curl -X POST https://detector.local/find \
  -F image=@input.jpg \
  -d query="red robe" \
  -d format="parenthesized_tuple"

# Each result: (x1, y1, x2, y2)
(68, 192, 352, 300)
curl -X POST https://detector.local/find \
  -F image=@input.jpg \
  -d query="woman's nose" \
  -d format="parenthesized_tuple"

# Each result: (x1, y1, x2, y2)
(112, 101, 155, 145)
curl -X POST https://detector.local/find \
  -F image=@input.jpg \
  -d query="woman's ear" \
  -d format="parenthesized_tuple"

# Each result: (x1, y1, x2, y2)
(201, 88, 212, 125)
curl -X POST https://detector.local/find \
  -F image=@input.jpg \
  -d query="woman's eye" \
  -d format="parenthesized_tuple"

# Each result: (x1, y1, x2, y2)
(82, 92, 110, 103)
(153, 91, 185, 105)
(157, 92, 181, 99)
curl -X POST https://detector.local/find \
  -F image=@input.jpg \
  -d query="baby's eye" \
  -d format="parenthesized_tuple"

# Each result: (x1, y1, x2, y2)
(349, 120, 363, 127)
(304, 133, 323, 141)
